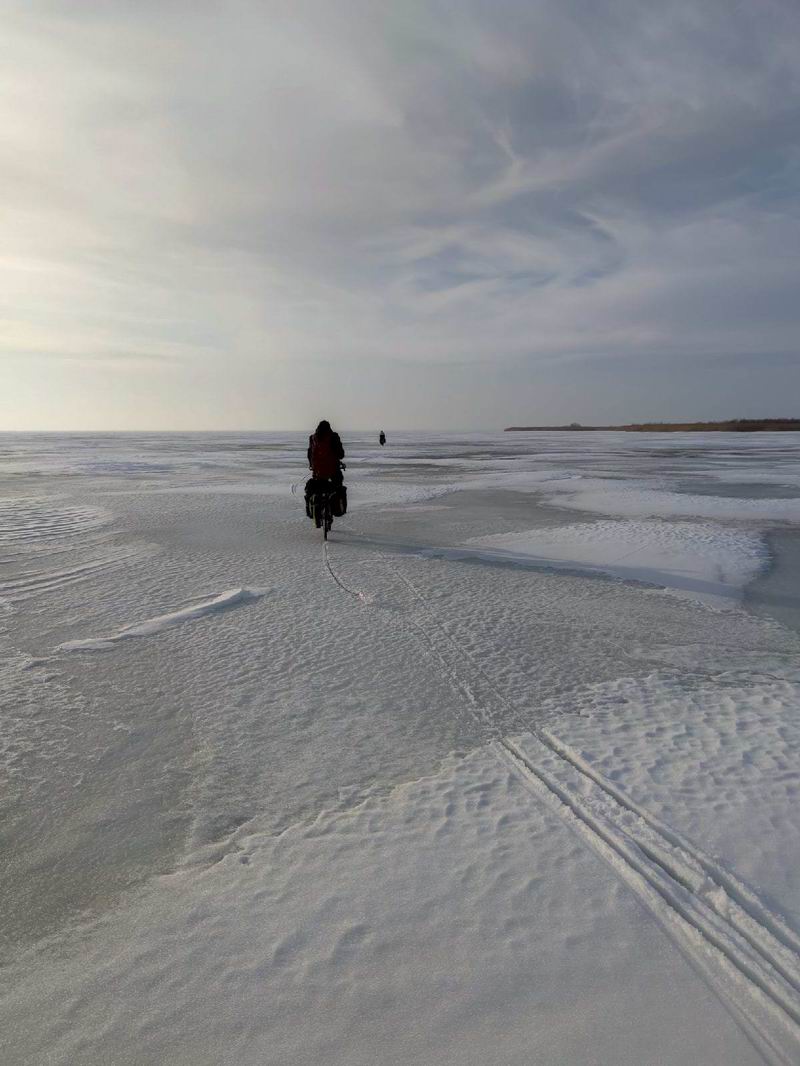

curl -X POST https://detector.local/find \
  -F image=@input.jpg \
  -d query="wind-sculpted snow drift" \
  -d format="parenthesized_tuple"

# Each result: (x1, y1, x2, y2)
(463, 519, 767, 606)
(58, 588, 268, 652)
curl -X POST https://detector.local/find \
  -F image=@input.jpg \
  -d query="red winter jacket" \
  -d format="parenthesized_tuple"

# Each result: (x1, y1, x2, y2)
(308, 431, 344, 479)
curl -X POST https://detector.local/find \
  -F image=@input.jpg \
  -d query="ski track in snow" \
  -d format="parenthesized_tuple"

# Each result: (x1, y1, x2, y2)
(57, 587, 268, 652)
(371, 549, 800, 1063)
(498, 737, 800, 1064)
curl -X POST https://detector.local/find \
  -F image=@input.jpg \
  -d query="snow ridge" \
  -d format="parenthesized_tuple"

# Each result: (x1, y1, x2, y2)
(57, 587, 268, 652)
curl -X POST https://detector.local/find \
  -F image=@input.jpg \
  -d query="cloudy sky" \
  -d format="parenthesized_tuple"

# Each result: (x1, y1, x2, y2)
(2, 1, 799, 430)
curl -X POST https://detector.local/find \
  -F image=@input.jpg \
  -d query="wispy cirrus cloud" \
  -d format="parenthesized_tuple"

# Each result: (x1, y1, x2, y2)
(1, 1, 799, 428)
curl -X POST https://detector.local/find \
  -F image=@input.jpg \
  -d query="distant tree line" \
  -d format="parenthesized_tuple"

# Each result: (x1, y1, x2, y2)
(505, 419, 800, 432)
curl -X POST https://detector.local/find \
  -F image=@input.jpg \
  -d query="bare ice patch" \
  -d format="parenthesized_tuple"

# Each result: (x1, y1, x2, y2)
(57, 587, 268, 652)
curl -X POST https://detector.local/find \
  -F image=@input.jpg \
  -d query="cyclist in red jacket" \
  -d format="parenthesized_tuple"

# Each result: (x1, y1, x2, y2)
(305, 420, 347, 518)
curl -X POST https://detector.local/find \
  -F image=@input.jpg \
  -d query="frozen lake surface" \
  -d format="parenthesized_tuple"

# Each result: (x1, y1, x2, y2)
(1, 431, 800, 1064)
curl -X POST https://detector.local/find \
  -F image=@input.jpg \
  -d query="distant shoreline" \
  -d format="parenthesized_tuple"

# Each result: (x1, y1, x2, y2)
(505, 419, 800, 433)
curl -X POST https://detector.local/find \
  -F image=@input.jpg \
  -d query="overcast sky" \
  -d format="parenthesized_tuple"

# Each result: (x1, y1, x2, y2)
(2, 1, 799, 430)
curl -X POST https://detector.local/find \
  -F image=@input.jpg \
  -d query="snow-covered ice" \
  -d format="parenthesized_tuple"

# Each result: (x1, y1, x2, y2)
(538, 478, 800, 524)
(5, 741, 793, 1066)
(1, 430, 799, 1064)
(465, 519, 767, 605)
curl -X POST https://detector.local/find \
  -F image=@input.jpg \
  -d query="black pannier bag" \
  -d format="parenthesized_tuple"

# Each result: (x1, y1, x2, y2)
(304, 478, 346, 518)
(332, 484, 347, 517)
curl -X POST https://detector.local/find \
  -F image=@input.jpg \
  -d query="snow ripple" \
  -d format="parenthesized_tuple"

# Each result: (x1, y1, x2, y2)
(0, 497, 110, 544)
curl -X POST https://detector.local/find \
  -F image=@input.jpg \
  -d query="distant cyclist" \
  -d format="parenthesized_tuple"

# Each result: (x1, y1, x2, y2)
(305, 420, 347, 518)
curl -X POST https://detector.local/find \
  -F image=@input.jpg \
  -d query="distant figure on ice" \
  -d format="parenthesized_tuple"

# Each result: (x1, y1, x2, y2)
(305, 420, 347, 518)
(379, 430, 386, 446)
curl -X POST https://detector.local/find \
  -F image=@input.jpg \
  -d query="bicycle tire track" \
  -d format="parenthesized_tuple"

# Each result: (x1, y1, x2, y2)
(322, 541, 368, 602)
